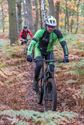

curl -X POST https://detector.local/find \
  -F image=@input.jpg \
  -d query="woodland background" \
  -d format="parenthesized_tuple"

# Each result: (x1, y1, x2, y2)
(0, 0, 84, 125)
(0, 0, 84, 43)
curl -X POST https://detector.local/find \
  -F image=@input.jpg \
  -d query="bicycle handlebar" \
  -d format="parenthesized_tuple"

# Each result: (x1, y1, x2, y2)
(32, 58, 65, 64)
(32, 58, 57, 63)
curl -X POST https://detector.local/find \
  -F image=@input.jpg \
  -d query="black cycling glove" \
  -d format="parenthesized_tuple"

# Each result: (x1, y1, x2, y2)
(27, 55, 32, 62)
(63, 55, 69, 63)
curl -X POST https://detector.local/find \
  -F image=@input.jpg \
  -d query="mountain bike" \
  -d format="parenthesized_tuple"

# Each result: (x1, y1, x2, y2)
(34, 59, 57, 111)
(21, 38, 28, 45)
(20, 39, 31, 55)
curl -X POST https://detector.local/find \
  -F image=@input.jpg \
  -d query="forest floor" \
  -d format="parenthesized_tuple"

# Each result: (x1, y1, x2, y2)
(0, 33, 84, 125)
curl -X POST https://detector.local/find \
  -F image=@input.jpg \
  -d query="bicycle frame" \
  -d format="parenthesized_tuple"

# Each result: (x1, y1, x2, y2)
(33, 59, 57, 111)
(39, 61, 53, 85)
(34, 58, 55, 83)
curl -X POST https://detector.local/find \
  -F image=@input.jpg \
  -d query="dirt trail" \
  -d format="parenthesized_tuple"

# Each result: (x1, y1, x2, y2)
(0, 37, 84, 124)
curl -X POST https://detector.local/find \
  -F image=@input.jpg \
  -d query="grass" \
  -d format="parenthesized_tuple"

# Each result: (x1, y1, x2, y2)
(0, 110, 77, 125)
(0, 63, 6, 68)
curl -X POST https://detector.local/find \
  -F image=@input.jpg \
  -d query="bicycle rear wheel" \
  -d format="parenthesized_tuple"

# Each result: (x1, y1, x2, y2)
(43, 78, 57, 111)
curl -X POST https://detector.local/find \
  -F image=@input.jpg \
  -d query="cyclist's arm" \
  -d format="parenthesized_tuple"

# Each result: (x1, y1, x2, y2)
(27, 29, 45, 55)
(19, 37, 26, 41)
(27, 40, 36, 55)
(19, 30, 25, 43)
(27, 30, 33, 38)
(54, 29, 69, 56)
(19, 30, 23, 39)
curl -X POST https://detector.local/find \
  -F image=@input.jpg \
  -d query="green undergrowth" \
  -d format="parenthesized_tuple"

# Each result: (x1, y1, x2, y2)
(0, 62, 6, 68)
(0, 40, 23, 58)
(66, 58, 84, 73)
(3, 45, 23, 58)
(70, 59, 84, 75)
(77, 42, 84, 50)
(80, 85, 84, 99)
(0, 110, 77, 125)
(64, 33, 77, 43)
(67, 69, 84, 76)
(0, 45, 24, 68)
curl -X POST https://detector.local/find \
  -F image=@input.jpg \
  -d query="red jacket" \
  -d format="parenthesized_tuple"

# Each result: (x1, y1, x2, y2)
(19, 29, 33, 39)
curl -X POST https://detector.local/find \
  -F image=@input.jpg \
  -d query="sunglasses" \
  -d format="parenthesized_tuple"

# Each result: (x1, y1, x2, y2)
(47, 25, 56, 29)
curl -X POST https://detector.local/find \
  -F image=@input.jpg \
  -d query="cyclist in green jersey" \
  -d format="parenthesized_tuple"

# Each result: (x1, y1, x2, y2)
(27, 16, 69, 92)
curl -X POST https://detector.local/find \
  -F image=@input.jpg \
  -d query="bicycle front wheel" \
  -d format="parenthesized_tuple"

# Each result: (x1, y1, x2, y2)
(43, 78, 57, 111)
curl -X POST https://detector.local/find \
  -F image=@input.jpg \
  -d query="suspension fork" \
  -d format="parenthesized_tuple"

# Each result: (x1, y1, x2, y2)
(42, 62, 48, 101)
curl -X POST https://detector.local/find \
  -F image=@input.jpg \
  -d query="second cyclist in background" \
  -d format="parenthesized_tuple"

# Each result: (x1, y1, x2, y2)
(19, 25, 33, 45)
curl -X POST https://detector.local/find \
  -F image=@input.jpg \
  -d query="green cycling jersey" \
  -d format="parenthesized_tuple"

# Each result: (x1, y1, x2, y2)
(27, 28, 69, 57)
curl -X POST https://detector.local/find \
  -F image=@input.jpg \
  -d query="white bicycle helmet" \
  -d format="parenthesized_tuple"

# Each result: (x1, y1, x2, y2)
(46, 16, 57, 27)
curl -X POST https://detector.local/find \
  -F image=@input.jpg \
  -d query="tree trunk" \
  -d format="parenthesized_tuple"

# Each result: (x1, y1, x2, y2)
(7, 0, 18, 44)
(55, 2, 60, 28)
(34, 0, 39, 31)
(70, 11, 74, 33)
(41, 0, 48, 27)
(65, 0, 69, 31)
(70, 18, 74, 33)
(16, 0, 22, 34)
(48, 0, 55, 17)
(39, 0, 42, 27)
(23, 0, 34, 32)
(1, 4, 5, 32)
(23, 0, 27, 25)
(75, 0, 80, 33)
